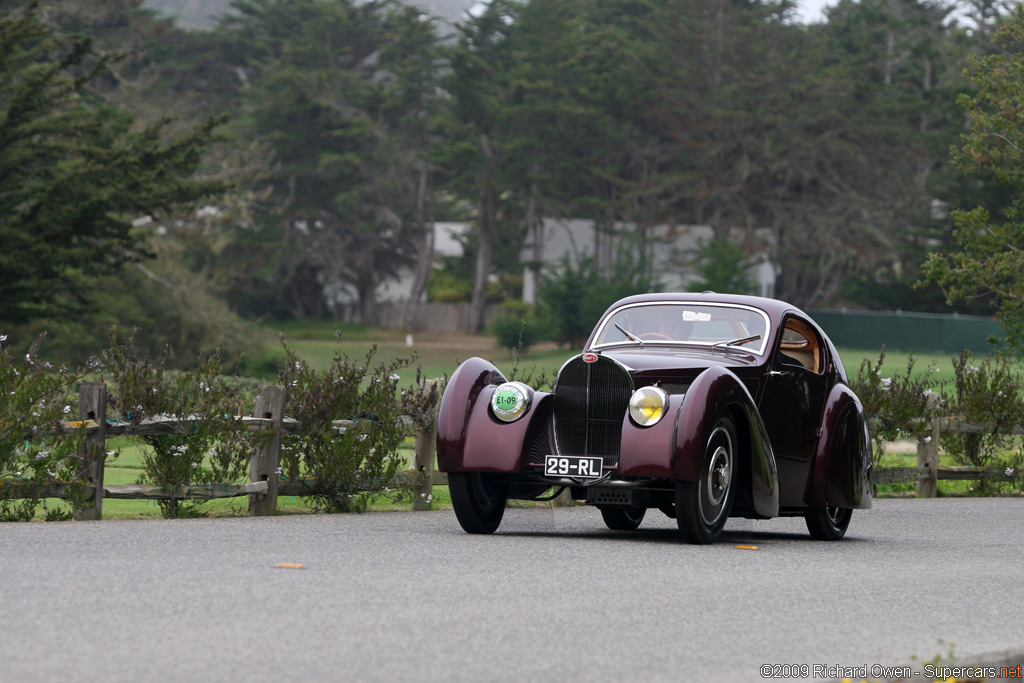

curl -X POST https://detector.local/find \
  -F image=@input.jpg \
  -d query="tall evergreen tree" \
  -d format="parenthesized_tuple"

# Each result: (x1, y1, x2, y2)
(439, 0, 522, 332)
(921, 6, 1024, 351)
(222, 0, 440, 323)
(0, 1, 223, 325)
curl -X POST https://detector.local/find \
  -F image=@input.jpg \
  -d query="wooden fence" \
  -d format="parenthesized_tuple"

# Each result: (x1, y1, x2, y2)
(6, 381, 1021, 520)
(3, 380, 444, 520)
(872, 395, 1024, 496)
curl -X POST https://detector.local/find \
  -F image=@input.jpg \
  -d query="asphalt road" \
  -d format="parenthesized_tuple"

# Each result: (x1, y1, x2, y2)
(2, 498, 1023, 683)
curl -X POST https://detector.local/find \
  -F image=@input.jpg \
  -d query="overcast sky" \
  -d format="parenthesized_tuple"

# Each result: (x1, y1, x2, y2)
(794, 0, 833, 23)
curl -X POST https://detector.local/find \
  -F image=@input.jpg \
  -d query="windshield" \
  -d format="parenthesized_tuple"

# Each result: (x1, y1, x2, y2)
(592, 302, 771, 355)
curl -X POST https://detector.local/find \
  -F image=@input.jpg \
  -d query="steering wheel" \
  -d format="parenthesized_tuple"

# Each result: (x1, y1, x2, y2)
(638, 332, 674, 341)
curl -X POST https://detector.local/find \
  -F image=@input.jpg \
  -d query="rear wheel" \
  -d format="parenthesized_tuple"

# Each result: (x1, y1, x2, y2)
(449, 471, 507, 534)
(805, 506, 852, 540)
(599, 506, 646, 531)
(677, 416, 737, 544)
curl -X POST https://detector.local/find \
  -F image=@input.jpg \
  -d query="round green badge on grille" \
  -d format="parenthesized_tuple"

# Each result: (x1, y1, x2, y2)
(490, 382, 530, 422)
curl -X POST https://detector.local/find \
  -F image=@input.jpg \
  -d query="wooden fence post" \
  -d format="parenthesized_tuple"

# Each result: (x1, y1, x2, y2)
(73, 382, 107, 521)
(916, 393, 940, 498)
(412, 379, 440, 511)
(249, 385, 285, 517)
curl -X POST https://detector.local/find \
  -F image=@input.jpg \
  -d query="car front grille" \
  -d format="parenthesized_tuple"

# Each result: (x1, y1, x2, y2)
(552, 355, 633, 467)
(525, 400, 554, 466)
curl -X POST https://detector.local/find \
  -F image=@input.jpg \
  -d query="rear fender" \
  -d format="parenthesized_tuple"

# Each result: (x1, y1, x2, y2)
(806, 386, 873, 509)
(671, 366, 779, 518)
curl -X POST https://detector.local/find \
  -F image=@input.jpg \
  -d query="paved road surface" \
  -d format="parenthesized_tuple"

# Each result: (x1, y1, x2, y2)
(2, 498, 1023, 682)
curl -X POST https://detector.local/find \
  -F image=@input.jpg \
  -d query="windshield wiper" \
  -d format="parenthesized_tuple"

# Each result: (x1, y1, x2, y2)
(713, 334, 761, 350)
(614, 323, 643, 345)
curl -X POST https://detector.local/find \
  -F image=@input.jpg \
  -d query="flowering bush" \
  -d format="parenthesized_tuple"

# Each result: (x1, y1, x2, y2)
(103, 336, 269, 518)
(276, 335, 435, 513)
(940, 351, 1024, 492)
(0, 335, 87, 521)
(852, 348, 944, 464)
(853, 347, 1024, 493)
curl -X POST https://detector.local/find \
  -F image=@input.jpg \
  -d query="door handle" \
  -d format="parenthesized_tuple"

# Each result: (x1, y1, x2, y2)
(768, 370, 791, 377)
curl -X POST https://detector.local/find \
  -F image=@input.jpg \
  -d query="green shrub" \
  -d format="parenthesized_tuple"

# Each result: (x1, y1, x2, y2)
(853, 347, 1024, 493)
(686, 236, 757, 295)
(427, 268, 473, 303)
(9, 266, 265, 372)
(852, 347, 944, 464)
(103, 336, 268, 518)
(940, 351, 1024, 492)
(539, 253, 661, 349)
(275, 335, 431, 512)
(0, 335, 87, 521)
(489, 301, 539, 355)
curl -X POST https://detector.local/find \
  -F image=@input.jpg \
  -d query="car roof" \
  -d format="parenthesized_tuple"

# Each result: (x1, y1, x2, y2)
(598, 292, 806, 324)
(589, 292, 847, 381)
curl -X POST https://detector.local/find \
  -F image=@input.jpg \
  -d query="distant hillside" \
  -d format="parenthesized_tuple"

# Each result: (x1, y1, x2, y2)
(143, 0, 479, 30)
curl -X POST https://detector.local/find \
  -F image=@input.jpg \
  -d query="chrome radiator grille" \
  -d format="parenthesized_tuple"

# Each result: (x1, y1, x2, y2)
(552, 356, 633, 466)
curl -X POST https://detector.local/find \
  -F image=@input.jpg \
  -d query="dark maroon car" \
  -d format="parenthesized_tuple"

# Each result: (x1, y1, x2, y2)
(436, 292, 872, 543)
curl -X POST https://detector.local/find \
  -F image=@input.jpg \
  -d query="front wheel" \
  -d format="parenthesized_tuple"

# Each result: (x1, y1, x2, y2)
(449, 471, 507, 534)
(677, 415, 737, 544)
(599, 506, 646, 531)
(805, 506, 852, 540)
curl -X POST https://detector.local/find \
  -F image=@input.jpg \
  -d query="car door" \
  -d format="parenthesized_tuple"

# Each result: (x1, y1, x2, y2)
(757, 315, 830, 508)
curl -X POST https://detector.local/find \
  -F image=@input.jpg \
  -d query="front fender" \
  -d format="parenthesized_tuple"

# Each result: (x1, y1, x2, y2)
(806, 385, 873, 510)
(436, 357, 551, 473)
(436, 357, 505, 472)
(667, 366, 779, 517)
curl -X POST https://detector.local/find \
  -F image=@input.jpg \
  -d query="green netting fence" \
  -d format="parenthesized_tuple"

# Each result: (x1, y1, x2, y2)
(810, 310, 1003, 354)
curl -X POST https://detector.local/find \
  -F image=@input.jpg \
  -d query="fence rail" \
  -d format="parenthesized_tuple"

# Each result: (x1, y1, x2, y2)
(874, 466, 1023, 485)
(2, 380, 441, 520)
(874, 393, 1024, 496)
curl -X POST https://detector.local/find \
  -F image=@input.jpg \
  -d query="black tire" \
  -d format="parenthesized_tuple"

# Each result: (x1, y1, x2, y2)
(599, 506, 646, 531)
(449, 471, 507, 534)
(677, 415, 738, 544)
(805, 506, 852, 541)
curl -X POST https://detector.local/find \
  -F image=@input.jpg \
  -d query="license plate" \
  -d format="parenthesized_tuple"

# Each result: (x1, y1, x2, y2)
(544, 455, 603, 479)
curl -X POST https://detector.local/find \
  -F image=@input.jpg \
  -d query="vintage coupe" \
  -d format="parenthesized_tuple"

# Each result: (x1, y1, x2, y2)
(436, 293, 872, 543)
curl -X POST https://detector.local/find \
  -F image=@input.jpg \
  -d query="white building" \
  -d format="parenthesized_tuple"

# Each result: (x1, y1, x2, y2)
(519, 218, 777, 304)
(367, 221, 469, 304)
(339, 218, 776, 309)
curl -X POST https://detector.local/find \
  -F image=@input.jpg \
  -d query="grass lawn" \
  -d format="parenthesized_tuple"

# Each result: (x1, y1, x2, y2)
(263, 322, 568, 389)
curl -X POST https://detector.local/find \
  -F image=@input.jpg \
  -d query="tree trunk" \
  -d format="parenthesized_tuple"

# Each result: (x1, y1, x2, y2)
(469, 133, 498, 334)
(406, 164, 434, 330)
(527, 178, 544, 304)
(469, 183, 495, 333)
(286, 264, 324, 318)
(884, 29, 895, 86)
(358, 277, 379, 327)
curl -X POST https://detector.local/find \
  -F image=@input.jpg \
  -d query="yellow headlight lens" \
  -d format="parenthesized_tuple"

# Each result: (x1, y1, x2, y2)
(629, 386, 669, 427)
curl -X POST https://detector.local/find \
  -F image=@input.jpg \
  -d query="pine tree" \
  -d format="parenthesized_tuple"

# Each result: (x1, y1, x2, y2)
(921, 6, 1024, 352)
(0, 1, 223, 325)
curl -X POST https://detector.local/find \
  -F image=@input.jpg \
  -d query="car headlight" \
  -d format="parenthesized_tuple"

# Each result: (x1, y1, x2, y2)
(490, 381, 532, 422)
(629, 386, 669, 427)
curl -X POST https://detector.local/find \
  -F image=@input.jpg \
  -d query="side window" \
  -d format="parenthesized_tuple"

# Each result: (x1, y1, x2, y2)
(777, 318, 822, 373)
